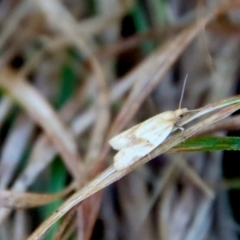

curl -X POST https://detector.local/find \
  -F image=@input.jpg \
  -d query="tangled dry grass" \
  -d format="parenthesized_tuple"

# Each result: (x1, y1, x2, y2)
(0, 0, 240, 240)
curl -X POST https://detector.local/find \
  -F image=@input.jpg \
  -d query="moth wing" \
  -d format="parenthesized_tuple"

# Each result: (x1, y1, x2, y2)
(114, 114, 175, 170)
(110, 111, 177, 152)
(109, 124, 140, 150)
(109, 113, 165, 150)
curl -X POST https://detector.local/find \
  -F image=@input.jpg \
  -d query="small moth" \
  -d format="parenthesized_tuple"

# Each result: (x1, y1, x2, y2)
(109, 76, 189, 171)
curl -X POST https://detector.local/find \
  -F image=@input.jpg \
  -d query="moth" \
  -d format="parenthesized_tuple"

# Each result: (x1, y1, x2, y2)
(109, 76, 189, 171)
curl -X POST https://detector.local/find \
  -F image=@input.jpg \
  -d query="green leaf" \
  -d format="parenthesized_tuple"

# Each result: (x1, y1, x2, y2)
(174, 136, 240, 152)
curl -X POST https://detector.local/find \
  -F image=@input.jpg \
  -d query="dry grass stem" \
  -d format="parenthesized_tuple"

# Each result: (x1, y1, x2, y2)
(0, 0, 240, 239)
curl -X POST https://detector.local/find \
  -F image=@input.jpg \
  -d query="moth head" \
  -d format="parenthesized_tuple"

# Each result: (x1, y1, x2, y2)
(175, 108, 188, 118)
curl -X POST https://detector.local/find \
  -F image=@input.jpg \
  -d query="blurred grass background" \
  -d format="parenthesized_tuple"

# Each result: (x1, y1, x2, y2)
(0, 0, 240, 239)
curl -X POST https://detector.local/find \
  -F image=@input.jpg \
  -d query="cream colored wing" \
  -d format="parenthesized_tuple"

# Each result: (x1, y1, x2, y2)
(109, 124, 140, 150)
(109, 111, 178, 150)
(109, 112, 167, 150)
(113, 112, 177, 170)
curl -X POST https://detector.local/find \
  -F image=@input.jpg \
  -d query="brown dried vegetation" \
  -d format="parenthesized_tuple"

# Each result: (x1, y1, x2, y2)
(0, 0, 240, 239)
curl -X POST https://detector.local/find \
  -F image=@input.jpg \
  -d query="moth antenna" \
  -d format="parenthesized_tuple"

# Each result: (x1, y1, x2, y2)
(178, 74, 188, 109)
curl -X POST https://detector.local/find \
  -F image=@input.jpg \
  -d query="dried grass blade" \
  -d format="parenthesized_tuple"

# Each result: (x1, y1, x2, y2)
(27, 101, 240, 240)
(0, 68, 81, 181)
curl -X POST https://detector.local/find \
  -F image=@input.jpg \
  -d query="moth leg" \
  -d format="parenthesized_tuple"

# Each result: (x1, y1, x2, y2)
(175, 124, 185, 141)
